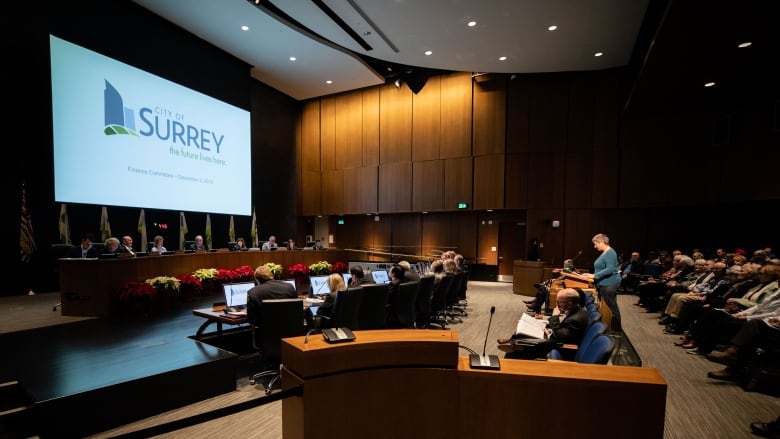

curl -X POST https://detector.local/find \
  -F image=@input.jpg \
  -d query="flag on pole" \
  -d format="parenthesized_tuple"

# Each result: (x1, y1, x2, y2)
(205, 213, 212, 250)
(228, 215, 235, 242)
(100, 206, 112, 242)
(20, 186, 36, 263)
(137, 209, 147, 252)
(179, 211, 188, 250)
(250, 207, 258, 248)
(59, 203, 71, 245)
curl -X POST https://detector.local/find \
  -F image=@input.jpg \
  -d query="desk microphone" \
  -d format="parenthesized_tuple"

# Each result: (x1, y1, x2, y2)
(469, 306, 501, 370)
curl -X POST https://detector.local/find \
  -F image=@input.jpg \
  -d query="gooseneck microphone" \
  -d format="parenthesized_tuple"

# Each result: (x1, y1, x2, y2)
(469, 306, 501, 370)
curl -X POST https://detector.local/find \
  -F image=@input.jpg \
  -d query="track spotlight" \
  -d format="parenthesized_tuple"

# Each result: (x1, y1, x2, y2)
(394, 78, 402, 88)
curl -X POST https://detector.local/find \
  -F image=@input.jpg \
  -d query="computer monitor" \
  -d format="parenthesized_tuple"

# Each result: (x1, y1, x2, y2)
(341, 273, 352, 286)
(222, 281, 255, 309)
(281, 279, 296, 291)
(371, 270, 390, 284)
(309, 275, 330, 296)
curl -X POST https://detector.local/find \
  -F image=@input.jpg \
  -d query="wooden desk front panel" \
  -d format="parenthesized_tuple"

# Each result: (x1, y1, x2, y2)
(457, 357, 667, 439)
(282, 367, 459, 439)
(58, 250, 349, 317)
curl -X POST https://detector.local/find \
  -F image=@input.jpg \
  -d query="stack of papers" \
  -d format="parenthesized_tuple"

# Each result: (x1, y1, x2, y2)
(514, 313, 547, 339)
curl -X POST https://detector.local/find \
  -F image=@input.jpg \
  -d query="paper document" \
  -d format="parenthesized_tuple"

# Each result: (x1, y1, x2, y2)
(514, 313, 547, 339)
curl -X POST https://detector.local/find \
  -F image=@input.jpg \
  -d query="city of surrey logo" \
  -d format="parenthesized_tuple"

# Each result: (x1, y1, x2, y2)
(103, 80, 139, 136)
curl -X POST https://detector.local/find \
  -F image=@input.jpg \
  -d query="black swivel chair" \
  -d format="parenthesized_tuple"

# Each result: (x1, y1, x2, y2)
(357, 283, 390, 330)
(316, 287, 363, 330)
(249, 298, 306, 394)
(429, 275, 453, 329)
(389, 281, 419, 329)
(414, 275, 435, 328)
(444, 274, 464, 324)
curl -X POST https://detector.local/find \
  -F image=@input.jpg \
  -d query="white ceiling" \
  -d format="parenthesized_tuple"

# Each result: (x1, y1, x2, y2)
(132, 0, 650, 101)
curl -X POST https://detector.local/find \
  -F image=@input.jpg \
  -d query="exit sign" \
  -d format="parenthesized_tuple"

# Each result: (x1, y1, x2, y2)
(457, 202, 468, 209)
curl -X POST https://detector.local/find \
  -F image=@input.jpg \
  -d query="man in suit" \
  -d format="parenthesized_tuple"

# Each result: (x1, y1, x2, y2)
(116, 235, 136, 256)
(619, 251, 644, 293)
(246, 266, 297, 329)
(348, 266, 374, 287)
(67, 233, 100, 258)
(189, 235, 206, 251)
(499, 288, 590, 359)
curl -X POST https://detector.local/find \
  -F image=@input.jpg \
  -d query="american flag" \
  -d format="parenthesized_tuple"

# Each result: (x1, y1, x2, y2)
(20, 187, 36, 263)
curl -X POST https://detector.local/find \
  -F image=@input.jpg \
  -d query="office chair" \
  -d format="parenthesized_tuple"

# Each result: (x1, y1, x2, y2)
(389, 281, 418, 329)
(549, 321, 607, 362)
(315, 287, 363, 330)
(249, 298, 306, 394)
(428, 275, 453, 329)
(444, 274, 464, 324)
(357, 284, 390, 330)
(414, 275, 435, 328)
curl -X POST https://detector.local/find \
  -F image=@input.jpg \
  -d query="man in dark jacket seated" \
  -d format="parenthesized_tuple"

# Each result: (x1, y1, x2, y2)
(499, 288, 590, 360)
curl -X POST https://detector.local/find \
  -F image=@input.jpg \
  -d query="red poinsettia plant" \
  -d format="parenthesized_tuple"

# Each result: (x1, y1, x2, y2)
(175, 273, 203, 296)
(232, 265, 254, 281)
(117, 280, 158, 301)
(331, 261, 349, 274)
(288, 263, 309, 278)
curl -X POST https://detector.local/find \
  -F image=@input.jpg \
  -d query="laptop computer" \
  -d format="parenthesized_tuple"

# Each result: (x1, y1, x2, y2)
(341, 273, 352, 286)
(309, 275, 330, 296)
(371, 270, 390, 284)
(281, 279, 296, 291)
(222, 281, 255, 314)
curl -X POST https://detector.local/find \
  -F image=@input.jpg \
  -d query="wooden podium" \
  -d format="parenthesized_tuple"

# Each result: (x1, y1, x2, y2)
(279, 329, 666, 439)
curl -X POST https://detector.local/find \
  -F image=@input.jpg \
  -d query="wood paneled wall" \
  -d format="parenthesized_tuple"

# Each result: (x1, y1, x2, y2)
(298, 68, 780, 268)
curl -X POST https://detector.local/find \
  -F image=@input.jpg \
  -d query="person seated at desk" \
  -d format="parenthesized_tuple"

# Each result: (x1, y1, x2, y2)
(312, 273, 346, 322)
(348, 266, 374, 287)
(498, 288, 589, 360)
(116, 235, 136, 256)
(101, 237, 121, 255)
(262, 235, 278, 251)
(246, 265, 297, 329)
(312, 239, 324, 250)
(230, 237, 247, 251)
(189, 235, 206, 251)
(149, 235, 167, 254)
(67, 233, 100, 258)
(286, 238, 298, 250)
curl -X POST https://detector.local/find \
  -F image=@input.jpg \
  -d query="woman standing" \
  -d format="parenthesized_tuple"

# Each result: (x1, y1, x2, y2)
(584, 233, 622, 332)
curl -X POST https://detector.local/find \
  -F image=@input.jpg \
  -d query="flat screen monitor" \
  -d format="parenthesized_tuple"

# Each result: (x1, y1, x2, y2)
(309, 275, 330, 296)
(222, 281, 255, 309)
(371, 270, 390, 284)
(341, 273, 352, 286)
(281, 279, 296, 291)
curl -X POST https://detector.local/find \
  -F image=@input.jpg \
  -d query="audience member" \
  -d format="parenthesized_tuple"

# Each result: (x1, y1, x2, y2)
(660, 261, 729, 334)
(706, 312, 780, 382)
(67, 233, 99, 258)
(385, 265, 406, 327)
(261, 235, 278, 251)
(149, 235, 167, 253)
(454, 254, 468, 272)
(726, 264, 780, 310)
(749, 415, 780, 438)
(619, 251, 644, 292)
(189, 235, 206, 251)
(498, 288, 590, 360)
(246, 265, 297, 329)
(582, 233, 622, 332)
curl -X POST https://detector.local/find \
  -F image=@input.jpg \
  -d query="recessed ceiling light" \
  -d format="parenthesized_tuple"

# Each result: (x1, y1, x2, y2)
(326, 80, 333, 84)
(738, 41, 752, 48)
(424, 50, 432, 56)
(548, 25, 557, 31)
(241, 25, 249, 31)
(499, 56, 507, 61)
(594, 52, 603, 57)
(289, 56, 296, 62)
(704, 81, 716, 87)
(467, 21, 477, 27)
